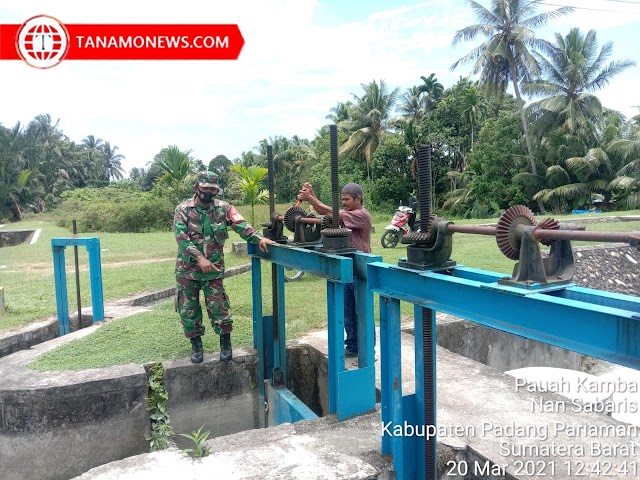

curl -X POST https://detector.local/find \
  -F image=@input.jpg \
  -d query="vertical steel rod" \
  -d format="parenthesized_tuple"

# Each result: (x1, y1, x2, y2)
(267, 145, 275, 217)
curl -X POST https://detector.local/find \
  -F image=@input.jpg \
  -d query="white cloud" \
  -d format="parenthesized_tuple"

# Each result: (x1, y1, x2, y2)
(0, 0, 638, 175)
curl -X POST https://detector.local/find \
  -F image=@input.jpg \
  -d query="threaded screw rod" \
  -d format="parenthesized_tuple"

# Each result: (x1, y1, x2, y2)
(418, 144, 432, 233)
(329, 125, 340, 227)
(423, 307, 436, 479)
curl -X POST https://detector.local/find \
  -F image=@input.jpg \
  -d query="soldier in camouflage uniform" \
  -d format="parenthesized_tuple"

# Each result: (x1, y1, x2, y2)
(174, 171, 275, 363)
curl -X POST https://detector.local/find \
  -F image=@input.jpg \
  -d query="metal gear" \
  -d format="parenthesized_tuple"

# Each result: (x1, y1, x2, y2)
(283, 206, 307, 232)
(496, 205, 536, 260)
(536, 217, 560, 246)
(321, 213, 338, 229)
(321, 228, 352, 237)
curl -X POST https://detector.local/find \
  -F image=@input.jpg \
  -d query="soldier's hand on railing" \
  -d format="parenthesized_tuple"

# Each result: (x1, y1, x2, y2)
(258, 237, 276, 253)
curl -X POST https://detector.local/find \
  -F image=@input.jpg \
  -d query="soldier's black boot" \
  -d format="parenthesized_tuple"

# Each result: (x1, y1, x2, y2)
(190, 336, 203, 364)
(220, 333, 232, 361)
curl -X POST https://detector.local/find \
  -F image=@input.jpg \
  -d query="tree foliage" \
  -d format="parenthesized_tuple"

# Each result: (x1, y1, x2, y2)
(1, 5, 637, 226)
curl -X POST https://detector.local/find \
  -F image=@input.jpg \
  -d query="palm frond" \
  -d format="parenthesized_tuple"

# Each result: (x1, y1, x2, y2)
(609, 176, 639, 191)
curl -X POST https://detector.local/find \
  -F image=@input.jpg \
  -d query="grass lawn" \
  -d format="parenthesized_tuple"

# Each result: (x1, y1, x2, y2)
(2, 207, 638, 371)
(0, 214, 254, 332)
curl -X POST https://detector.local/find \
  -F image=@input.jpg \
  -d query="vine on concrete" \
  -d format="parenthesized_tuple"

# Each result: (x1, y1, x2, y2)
(145, 362, 176, 451)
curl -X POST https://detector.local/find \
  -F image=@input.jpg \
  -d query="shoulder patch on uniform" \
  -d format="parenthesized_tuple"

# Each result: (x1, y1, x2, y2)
(228, 206, 245, 224)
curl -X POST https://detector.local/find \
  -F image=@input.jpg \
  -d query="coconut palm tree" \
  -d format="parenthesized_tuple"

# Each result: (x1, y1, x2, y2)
(461, 85, 489, 146)
(101, 142, 125, 181)
(418, 74, 444, 112)
(523, 28, 635, 142)
(530, 148, 617, 210)
(338, 79, 399, 181)
(451, 0, 574, 184)
(609, 122, 640, 208)
(326, 101, 354, 123)
(398, 86, 426, 121)
(154, 145, 194, 184)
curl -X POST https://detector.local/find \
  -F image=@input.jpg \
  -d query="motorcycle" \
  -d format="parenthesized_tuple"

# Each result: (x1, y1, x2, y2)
(284, 267, 305, 282)
(381, 205, 415, 248)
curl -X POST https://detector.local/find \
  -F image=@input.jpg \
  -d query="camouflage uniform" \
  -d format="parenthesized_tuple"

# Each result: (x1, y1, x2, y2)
(174, 178, 262, 338)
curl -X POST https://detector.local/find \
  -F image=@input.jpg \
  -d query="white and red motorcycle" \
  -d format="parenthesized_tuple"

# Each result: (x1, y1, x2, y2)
(381, 205, 416, 248)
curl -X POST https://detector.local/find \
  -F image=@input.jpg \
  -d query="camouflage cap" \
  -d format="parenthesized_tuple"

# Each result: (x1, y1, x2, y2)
(196, 171, 220, 189)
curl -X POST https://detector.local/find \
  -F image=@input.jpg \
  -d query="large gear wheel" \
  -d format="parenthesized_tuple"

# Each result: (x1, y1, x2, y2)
(536, 217, 560, 246)
(321, 213, 339, 230)
(283, 206, 307, 232)
(496, 205, 536, 260)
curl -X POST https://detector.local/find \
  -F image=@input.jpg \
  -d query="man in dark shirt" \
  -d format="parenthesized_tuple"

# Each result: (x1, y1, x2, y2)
(297, 182, 373, 356)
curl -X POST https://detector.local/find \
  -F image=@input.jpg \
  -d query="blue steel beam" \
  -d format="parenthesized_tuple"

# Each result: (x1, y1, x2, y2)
(51, 237, 104, 335)
(368, 262, 640, 369)
(249, 243, 378, 423)
(251, 256, 263, 349)
(52, 246, 70, 335)
(353, 253, 382, 370)
(250, 242, 355, 427)
(266, 382, 319, 425)
(85, 239, 104, 322)
(248, 243, 353, 282)
(327, 280, 344, 415)
(274, 264, 286, 374)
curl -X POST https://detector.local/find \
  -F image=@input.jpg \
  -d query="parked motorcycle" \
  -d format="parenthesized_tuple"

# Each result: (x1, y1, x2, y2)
(381, 205, 415, 248)
(284, 267, 305, 282)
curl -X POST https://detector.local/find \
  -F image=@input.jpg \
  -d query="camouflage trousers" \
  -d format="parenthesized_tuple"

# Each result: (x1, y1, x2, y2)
(175, 277, 233, 338)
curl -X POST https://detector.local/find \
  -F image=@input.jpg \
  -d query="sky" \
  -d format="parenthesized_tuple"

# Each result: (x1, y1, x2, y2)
(0, 0, 639, 176)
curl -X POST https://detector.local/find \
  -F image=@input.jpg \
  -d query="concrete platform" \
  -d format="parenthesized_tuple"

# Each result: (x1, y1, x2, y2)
(70, 324, 640, 479)
(74, 411, 391, 480)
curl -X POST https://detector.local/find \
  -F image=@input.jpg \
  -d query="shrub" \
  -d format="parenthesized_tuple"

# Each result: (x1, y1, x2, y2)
(55, 187, 176, 233)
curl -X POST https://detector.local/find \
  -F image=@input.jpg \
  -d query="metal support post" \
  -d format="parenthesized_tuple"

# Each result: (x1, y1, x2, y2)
(51, 237, 104, 336)
(249, 243, 378, 424)
(327, 280, 344, 415)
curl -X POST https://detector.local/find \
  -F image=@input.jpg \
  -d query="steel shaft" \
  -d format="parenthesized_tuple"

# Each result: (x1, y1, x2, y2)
(446, 224, 497, 236)
(445, 222, 638, 245)
(531, 227, 640, 243)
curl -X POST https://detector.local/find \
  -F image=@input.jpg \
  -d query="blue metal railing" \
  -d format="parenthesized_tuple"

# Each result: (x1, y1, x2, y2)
(51, 237, 104, 336)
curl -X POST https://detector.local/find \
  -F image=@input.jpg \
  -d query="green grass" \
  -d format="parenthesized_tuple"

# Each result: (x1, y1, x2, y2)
(7, 208, 640, 371)
(30, 263, 330, 371)
(0, 212, 260, 332)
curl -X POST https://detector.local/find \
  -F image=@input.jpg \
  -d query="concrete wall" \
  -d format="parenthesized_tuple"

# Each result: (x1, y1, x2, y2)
(286, 344, 330, 417)
(433, 315, 582, 372)
(164, 344, 333, 445)
(0, 317, 58, 358)
(0, 367, 149, 480)
(164, 354, 260, 449)
(0, 344, 331, 480)
(0, 229, 35, 247)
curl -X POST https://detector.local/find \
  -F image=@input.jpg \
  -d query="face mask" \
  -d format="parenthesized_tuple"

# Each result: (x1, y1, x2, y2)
(198, 191, 215, 204)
